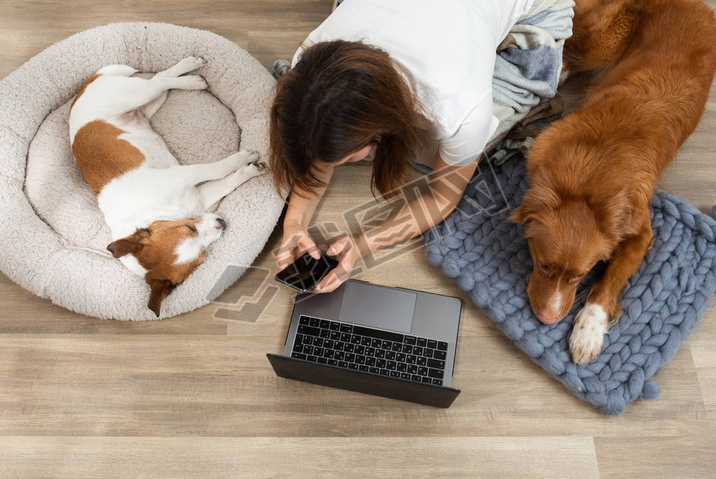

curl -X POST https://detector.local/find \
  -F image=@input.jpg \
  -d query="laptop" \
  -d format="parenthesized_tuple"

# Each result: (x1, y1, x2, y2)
(267, 279, 462, 407)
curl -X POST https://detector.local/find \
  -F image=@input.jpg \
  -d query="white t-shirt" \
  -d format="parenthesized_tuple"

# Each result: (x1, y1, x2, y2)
(292, 0, 534, 166)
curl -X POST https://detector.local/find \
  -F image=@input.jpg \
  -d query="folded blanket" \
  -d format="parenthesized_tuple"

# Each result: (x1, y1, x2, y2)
(486, 0, 575, 157)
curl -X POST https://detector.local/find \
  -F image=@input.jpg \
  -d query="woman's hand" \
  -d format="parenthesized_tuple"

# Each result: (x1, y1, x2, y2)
(277, 167, 334, 271)
(313, 235, 363, 293)
(277, 222, 320, 270)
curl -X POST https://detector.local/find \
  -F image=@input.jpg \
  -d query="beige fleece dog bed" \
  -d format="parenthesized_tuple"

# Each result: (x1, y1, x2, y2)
(0, 23, 284, 320)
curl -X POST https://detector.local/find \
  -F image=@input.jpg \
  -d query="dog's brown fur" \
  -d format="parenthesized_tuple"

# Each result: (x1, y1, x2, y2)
(72, 119, 146, 197)
(512, 0, 716, 337)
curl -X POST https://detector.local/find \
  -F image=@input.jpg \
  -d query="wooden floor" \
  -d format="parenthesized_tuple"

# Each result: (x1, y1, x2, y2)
(1, 1, 715, 477)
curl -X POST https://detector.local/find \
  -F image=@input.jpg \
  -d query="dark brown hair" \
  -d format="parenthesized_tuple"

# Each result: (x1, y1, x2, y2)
(270, 40, 426, 198)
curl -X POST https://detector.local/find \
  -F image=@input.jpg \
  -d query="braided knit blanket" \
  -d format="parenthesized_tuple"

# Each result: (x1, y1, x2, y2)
(424, 155, 716, 415)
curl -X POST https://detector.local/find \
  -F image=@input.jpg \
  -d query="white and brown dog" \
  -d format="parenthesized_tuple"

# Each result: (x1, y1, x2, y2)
(69, 57, 265, 316)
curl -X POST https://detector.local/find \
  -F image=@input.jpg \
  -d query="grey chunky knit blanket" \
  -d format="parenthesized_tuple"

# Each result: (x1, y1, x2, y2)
(424, 156, 716, 415)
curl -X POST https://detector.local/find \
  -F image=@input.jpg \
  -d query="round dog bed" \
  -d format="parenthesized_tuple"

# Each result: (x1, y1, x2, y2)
(0, 23, 284, 320)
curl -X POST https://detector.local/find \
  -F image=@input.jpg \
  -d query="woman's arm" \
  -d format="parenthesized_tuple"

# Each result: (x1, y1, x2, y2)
(314, 153, 478, 292)
(277, 165, 335, 269)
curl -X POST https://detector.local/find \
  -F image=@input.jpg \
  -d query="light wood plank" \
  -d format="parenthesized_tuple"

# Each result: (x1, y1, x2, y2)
(0, 436, 600, 479)
(0, 1, 332, 73)
(594, 431, 716, 478)
(0, 335, 705, 437)
(0, 271, 229, 335)
(692, 339, 716, 419)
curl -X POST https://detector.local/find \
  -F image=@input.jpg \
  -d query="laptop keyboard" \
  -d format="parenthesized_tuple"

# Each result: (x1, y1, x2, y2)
(291, 315, 449, 386)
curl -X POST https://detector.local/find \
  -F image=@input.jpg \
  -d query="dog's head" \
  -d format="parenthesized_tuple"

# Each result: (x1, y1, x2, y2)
(107, 213, 227, 316)
(510, 184, 624, 324)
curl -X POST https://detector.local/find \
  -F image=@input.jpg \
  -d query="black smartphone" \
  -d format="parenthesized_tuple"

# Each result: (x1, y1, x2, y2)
(274, 252, 340, 293)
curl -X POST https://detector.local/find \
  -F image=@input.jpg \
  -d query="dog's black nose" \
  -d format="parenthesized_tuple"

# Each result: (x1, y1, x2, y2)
(217, 218, 227, 230)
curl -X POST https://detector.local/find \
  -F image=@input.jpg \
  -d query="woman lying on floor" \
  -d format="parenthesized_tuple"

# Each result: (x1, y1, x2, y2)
(270, 0, 540, 292)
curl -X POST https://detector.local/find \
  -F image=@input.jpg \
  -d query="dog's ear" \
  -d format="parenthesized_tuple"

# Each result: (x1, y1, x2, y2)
(107, 229, 150, 258)
(509, 205, 529, 224)
(510, 184, 560, 225)
(107, 238, 142, 258)
(589, 191, 635, 244)
(147, 278, 176, 317)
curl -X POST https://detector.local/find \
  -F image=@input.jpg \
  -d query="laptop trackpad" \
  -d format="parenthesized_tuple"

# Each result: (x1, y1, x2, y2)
(338, 282, 416, 333)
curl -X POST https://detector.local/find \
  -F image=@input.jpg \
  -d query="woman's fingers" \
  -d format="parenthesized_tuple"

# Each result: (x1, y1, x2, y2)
(276, 246, 295, 269)
(327, 235, 351, 256)
(276, 238, 300, 269)
(313, 267, 349, 293)
(277, 230, 319, 269)
(298, 235, 321, 259)
(313, 255, 353, 293)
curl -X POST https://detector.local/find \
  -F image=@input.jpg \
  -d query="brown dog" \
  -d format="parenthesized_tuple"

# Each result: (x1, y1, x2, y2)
(511, 0, 716, 364)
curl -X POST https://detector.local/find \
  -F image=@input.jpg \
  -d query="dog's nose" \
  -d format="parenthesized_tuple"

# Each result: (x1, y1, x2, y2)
(216, 218, 227, 230)
(536, 312, 561, 325)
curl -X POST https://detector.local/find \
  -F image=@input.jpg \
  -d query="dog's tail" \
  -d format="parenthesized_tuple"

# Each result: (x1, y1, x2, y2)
(96, 64, 139, 77)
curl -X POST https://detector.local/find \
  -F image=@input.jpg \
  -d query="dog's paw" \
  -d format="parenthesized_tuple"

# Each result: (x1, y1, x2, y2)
(226, 159, 266, 186)
(178, 56, 207, 72)
(222, 151, 260, 172)
(243, 160, 267, 178)
(236, 150, 260, 166)
(180, 75, 208, 90)
(248, 160, 267, 171)
(569, 302, 608, 365)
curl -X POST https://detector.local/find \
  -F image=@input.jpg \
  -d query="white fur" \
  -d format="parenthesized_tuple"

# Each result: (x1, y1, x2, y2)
(120, 254, 148, 277)
(538, 276, 564, 323)
(174, 213, 225, 265)
(69, 57, 266, 274)
(548, 290, 562, 318)
(569, 302, 608, 365)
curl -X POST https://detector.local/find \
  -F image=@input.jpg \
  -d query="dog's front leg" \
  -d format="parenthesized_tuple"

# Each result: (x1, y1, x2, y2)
(171, 151, 260, 186)
(569, 213, 653, 365)
(198, 161, 266, 209)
